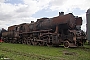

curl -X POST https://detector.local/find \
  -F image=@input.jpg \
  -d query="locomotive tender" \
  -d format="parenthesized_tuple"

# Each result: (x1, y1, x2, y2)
(2, 12, 86, 48)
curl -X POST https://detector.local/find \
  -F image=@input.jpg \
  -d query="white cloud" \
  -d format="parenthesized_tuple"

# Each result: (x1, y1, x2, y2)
(0, 1, 38, 29)
(0, 0, 5, 3)
(49, 0, 90, 12)
(23, 0, 51, 14)
(80, 14, 87, 32)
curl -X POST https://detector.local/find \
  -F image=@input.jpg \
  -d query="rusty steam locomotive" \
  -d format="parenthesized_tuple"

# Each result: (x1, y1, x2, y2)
(1, 12, 86, 48)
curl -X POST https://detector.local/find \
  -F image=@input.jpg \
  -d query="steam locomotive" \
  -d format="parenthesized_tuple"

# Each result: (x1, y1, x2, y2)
(1, 12, 86, 48)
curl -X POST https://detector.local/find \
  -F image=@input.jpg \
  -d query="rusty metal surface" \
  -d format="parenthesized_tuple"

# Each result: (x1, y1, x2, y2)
(52, 13, 76, 29)
(34, 13, 76, 31)
(75, 17, 82, 25)
(29, 23, 35, 31)
(37, 17, 49, 22)
(23, 23, 30, 32)
(2, 31, 8, 37)
(19, 23, 30, 33)
(8, 25, 16, 31)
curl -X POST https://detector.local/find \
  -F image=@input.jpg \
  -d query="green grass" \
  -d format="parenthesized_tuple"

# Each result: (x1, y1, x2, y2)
(0, 43, 90, 60)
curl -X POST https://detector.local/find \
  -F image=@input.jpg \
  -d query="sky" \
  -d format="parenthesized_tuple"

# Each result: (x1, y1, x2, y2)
(0, 0, 90, 32)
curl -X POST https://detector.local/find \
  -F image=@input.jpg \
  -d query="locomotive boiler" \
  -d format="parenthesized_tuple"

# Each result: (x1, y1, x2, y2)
(30, 13, 76, 31)
(2, 12, 86, 48)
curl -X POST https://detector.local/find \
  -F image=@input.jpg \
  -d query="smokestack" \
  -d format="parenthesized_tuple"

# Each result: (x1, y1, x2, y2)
(59, 12, 64, 16)
(31, 21, 34, 23)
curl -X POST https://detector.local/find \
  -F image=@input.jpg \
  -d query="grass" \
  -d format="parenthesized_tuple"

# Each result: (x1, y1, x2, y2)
(0, 43, 90, 60)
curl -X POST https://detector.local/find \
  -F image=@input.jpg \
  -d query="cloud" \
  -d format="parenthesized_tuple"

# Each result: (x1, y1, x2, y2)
(0, 0, 5, 3)
(80, 14, 87, 32)
(49, 0, 90, 12)
(0, 3, 30, 29)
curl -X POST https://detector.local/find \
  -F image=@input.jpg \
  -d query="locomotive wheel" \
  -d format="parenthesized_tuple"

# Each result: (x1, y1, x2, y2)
(64, 41, 70, 48)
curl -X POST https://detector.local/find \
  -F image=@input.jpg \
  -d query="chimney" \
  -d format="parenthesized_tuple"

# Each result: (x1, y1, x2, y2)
(59, 12, 64, 16)
(31, 21, 34, 23)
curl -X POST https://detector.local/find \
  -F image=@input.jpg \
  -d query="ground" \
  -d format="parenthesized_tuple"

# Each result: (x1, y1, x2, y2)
(0, 43, 90, 60)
